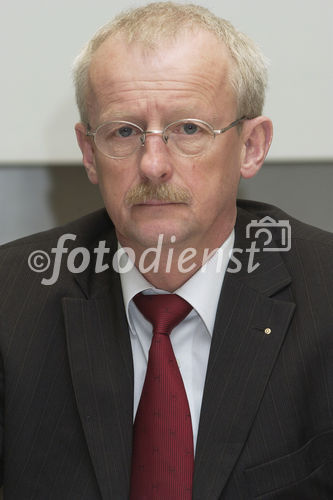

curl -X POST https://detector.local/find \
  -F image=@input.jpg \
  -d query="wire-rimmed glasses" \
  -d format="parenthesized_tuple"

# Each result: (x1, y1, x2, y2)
(86, 116, 247, 159)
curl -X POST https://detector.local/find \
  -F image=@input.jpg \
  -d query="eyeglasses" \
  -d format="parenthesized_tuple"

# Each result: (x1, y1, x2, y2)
(86, 116, 247, 159)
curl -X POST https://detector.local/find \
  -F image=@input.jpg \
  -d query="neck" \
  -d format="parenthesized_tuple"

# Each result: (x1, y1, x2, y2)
(136, 248, 202, 292)
(118, 225, 235, 292)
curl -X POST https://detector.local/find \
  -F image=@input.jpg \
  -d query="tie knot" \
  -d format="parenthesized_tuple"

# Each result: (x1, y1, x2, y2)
(133, 293, 192, 335)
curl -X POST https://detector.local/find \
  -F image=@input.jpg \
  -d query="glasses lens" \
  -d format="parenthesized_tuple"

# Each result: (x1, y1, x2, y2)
(166, 119, 214, 157)
(95, 121, 142, 158)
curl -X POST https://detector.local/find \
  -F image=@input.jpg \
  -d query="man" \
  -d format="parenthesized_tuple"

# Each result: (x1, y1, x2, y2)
(0, 2, 332, 499)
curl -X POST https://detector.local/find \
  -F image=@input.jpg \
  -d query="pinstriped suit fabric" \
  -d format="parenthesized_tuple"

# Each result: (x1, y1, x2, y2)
(0, 201, 332, 499)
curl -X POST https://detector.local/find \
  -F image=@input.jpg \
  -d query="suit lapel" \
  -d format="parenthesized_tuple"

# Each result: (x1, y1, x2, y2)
(62, 231, 134, 500)
(60, 205, 296, 499)
(193, 208, 296, 499)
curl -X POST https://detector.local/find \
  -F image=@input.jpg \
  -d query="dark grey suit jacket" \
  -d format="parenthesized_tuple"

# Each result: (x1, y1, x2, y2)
(0, 200, 332, 499)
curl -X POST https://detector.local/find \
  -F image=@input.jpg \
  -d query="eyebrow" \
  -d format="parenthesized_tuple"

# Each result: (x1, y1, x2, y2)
(99, 111, 138, 122)
(99, 110, 221, 125)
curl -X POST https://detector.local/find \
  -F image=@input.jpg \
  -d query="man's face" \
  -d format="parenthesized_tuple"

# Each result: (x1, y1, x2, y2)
(78, 30, 248, 253)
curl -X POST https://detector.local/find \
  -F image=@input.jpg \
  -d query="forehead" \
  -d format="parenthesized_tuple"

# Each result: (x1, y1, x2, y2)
(87, 29, 236, 120)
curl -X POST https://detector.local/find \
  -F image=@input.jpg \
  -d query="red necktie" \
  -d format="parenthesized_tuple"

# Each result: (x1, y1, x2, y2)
(130, 293, 194, 500)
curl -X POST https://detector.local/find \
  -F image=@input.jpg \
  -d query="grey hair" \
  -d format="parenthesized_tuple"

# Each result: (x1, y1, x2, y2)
(73, 2, 268, 124)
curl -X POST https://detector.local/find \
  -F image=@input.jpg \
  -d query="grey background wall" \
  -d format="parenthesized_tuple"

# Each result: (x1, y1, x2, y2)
(1, 162, 332, 245)
(1, 0, 333, 162)
(0, 0, 332, 244)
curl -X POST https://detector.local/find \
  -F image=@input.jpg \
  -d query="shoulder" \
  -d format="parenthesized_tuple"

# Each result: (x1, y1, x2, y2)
(237, 199, 333, 249)
(0, 209, 116, 297)
(236, 199, 333, 291)
(0, 208, 113, 253)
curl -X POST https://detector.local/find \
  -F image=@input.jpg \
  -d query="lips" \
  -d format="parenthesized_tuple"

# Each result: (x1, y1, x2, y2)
(135, 199, 182, 206)
(138, 200, 175, 206)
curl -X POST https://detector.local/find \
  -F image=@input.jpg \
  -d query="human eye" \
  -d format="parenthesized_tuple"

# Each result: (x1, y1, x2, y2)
(99, 122, 141, 142)
(170, 121, 205, 136)
(116, 125, 138, 138)
(181, 122, 200, 135)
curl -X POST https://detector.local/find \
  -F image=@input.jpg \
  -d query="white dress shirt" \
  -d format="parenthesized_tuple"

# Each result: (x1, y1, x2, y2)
(119, 230, 234, 451)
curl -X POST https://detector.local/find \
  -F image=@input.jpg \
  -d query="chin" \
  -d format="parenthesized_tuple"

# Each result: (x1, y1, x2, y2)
(128, 223, 192, 250)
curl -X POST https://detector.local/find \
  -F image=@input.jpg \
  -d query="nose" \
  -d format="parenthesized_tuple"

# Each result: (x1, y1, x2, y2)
(138, 133, 173, 184)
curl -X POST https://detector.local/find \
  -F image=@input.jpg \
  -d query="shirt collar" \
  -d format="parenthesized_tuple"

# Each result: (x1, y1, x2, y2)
(119, 230, 234, 336)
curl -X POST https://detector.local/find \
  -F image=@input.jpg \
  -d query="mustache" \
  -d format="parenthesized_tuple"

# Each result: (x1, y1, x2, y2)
(125, 183, 192, 206)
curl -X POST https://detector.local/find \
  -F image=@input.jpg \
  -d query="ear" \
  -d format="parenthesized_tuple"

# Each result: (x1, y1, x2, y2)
(75, 123, 99, 184)
(240, 116, 273, 179)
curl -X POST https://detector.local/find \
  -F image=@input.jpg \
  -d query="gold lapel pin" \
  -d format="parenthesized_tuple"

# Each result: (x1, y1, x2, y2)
(264, 328, 272, 335)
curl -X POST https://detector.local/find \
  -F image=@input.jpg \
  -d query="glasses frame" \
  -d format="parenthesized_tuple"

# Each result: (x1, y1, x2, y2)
(86, 116, 247, 159)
